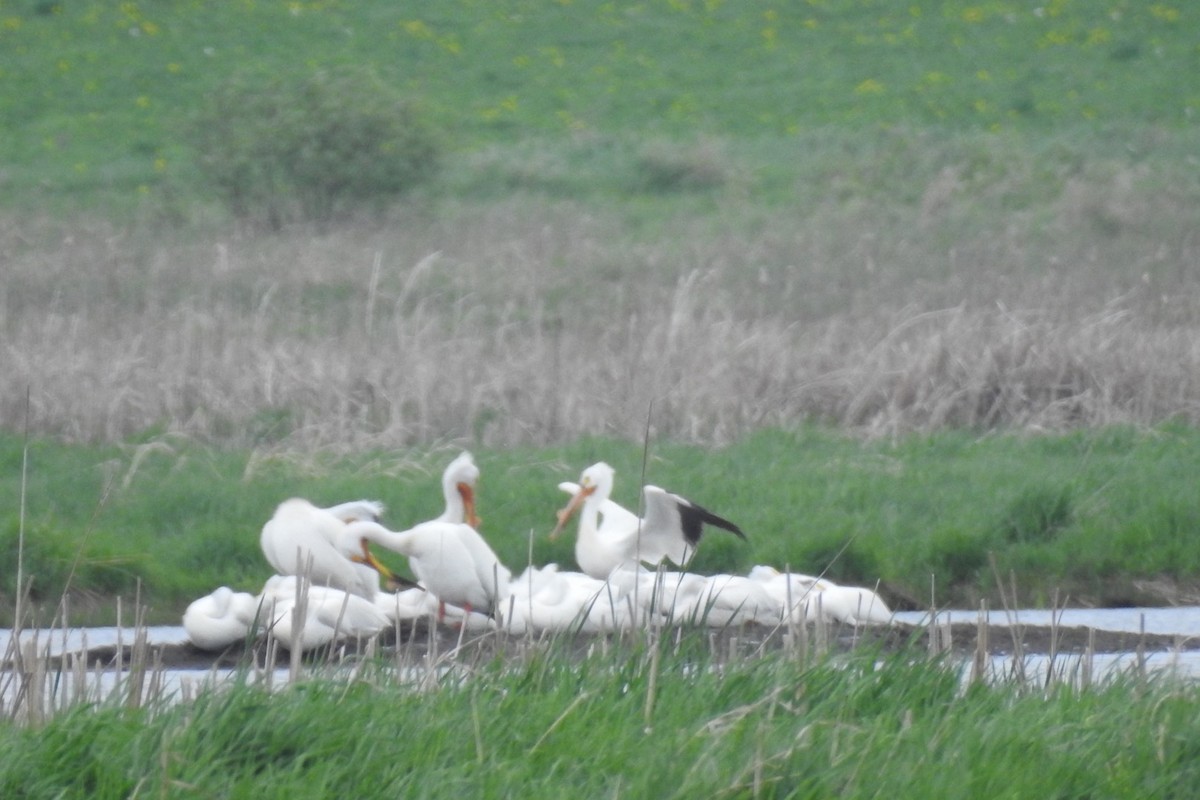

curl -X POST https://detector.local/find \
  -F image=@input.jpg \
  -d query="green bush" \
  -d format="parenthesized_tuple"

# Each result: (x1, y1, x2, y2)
(189, 67, 440, 228)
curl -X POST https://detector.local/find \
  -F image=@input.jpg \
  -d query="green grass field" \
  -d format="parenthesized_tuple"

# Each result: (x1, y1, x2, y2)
(1, 0, 1196, 213)
(4, 644, 1200, 798)
(6, 425, 1200, 623)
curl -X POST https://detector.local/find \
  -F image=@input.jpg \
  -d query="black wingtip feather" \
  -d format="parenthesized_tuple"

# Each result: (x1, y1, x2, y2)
(677, 500, 747, 546)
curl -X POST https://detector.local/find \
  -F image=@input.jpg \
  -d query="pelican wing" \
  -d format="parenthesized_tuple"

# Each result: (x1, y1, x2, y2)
(454, 524, 512, 608)
(261, 499, 369, 594)
(320, 499, 385, 523)
(642, 485, 746, 564)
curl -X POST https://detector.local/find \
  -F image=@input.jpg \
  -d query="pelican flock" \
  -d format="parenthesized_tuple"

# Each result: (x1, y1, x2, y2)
(183, 452, 893, 652)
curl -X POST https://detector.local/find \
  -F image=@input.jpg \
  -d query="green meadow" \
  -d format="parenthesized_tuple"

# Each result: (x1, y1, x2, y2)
(6, 425, 1200, 624)
(1, 0, 1196, 214)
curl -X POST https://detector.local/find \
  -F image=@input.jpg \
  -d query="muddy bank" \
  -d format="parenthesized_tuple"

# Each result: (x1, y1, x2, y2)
(12, 619, 1197, 673)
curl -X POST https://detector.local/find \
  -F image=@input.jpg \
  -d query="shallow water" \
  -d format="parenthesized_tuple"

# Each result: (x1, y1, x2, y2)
(0, 625, 189, 657)
(892, 606, 1200, 638)
(900, 606, 1200, 683)
(3, 607, 1200, 697)
(4, 606, 1197, 656)
(4, 604, 1195, 652)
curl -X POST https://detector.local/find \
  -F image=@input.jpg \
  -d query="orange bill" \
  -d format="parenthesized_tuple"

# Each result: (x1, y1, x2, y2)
(458, 482, 481, 529)
(353, 538, 400, 582)
(550, 484, 594, 540)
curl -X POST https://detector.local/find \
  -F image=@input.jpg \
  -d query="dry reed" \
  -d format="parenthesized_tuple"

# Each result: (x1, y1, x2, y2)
(2, 196, 1197, 451)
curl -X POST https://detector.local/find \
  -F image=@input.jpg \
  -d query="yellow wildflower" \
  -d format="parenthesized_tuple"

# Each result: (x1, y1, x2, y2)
(1149, 4, 1179, 22)
(855, 78, 884, 95)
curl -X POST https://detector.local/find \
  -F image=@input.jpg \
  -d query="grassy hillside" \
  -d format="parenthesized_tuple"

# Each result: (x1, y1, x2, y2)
(1, 0, 1195, 213)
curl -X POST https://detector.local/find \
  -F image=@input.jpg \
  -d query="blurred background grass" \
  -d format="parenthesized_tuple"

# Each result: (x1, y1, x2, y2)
(6, 426, 1200, 621)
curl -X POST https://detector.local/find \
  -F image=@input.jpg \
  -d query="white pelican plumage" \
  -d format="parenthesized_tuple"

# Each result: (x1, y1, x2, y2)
(607, 567, 779, 627)
(344, 519, 512, 618)
(747, 565, 893, 626)
(348, 451, 487, 621)
(436, 451, 481, 528)
(746, 565, 831, 623)
(504, 564, 632, 634)
(260, 498, 405, 601)
(182, 586, 261, 650)
(551, 462, 747, 579)
(258, 575, 391, 652)
(373, 586, 494, 630)
(676, 573, 781, 627)
(811, 584, 894, 626)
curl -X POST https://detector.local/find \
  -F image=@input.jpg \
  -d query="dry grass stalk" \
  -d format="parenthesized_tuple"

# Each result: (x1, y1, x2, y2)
(2, 202, 1197, 450)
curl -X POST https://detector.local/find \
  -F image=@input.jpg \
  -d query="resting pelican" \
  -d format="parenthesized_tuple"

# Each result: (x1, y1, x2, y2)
(747, 565, 893, 626)
(504, 564, 632, 634)
(678, 573, 782, 627)
(258, 575, 391, 652)
(182, 586, 261, 650)
(746, 565, 831, 623)
(260, 498, 406, 601)
(607, 567, 779, 627)
(344, 519, 511, 618)
(551, 462, 747, 579)
(812, 584, 893, 626)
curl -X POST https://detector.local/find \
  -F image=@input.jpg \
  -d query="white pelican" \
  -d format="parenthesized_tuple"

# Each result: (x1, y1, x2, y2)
(607, 567, 779, 627)
(258, 575, 391, 652)
(260, 498, 406, 601)
(607, 566, 707, 624)
(344, 519, 512, 619)
(677, 573, 782, 627)
(373, 586, 494, 631)
(746, 565, 831, 623)
(747, 566, 893, 626)
(436, 451, 481, 528)
(551, 462, 747, 579)
(347, 451, 485, 620)
(504, 564, 632, 634)
(811, 584, 893, 626)
(182, 586, 261, 650)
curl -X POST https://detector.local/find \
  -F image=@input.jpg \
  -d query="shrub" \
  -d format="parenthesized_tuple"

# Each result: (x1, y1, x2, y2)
(632, 138, 731, 193)
(189, 66, 440, 228)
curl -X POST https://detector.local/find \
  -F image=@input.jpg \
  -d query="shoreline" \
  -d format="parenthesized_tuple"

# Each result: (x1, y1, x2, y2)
(6, 621, 1196, 673)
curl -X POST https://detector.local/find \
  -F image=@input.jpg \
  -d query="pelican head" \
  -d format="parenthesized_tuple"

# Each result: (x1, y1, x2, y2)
(550, 462, 614, 540)
(443, 451, 482, 528)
